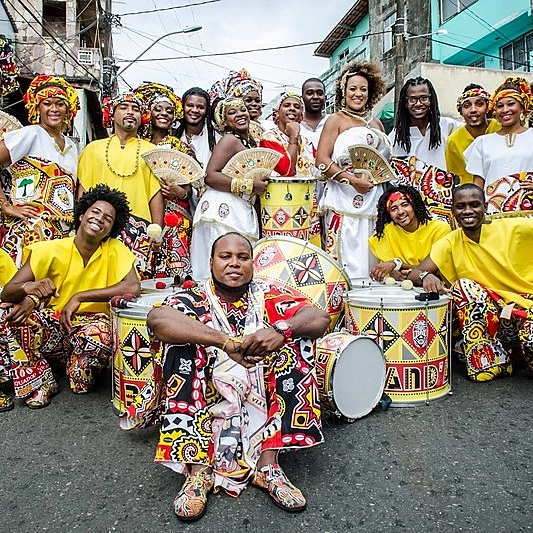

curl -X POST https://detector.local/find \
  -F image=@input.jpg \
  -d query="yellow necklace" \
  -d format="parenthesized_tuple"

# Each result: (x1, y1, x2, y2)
(505, 132, 517, 148)
(105, 137, 141, 177)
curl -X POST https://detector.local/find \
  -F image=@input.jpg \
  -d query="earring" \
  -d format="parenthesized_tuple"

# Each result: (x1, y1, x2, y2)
(35, 111, 40, 123)
(520, 112, 526, 125)
(341, 97, 346, 108)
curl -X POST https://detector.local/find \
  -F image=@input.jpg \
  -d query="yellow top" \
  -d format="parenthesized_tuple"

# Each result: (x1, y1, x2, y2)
(369, 218, 451, 265)
(0, 249, 17, 287)
(430, 218, 533, 309)
(78, 136, 160, 222)
(28, 237, 137, 314)
(445, 119, 500, 183)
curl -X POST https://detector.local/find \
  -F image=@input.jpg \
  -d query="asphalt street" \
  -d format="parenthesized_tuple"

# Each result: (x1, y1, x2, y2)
(1, 357, 533, 533)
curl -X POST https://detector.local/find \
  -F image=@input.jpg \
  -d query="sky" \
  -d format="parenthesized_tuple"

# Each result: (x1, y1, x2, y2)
(111, 0, 355, 104)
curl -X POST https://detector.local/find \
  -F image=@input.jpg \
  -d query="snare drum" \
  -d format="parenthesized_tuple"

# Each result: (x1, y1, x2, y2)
(253, 236, 350, 332)
(315, 331, 386, 420)
(111, 292, 172, 415)
(260, 177, 315, 240)
(345, 286, 451, 406)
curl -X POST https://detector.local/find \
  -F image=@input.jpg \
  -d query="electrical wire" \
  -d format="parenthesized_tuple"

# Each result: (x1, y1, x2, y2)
(118, 0, 219, 17)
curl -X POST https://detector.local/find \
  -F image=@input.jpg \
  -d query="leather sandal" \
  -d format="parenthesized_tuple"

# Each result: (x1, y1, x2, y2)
(25, 381, 59, 409)
(173, 467, 214, 522)
(253, 463, 307, 512)
(0, 391, 14, 412)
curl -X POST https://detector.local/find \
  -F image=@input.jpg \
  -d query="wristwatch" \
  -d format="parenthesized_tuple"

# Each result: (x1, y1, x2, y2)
(272, 320, 293, 340)
(418, 270, 430, 281)
(392, 258, 402, 271)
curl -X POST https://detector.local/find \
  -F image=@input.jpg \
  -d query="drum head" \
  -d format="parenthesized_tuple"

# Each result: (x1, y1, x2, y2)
(347, 286, 449, 309)
(113, 291, 174, 319)
(332, 336, 386, 420)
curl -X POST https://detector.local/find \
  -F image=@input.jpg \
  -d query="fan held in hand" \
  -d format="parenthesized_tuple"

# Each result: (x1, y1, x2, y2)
(142, 148, 203, 185)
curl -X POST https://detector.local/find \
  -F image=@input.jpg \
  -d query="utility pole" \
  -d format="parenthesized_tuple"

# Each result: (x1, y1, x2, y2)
(394, 0, 406, 115)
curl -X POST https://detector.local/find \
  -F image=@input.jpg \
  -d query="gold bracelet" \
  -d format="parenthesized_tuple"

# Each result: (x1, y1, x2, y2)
(330, 169, 346, 181)
(27, 294, 40, 308)
(339, 178, 350, 185)
(229, 336, 243, 353)
(230, 177, 242, 196)
(242, 177, 254, 196)
(317, 161, 334, 177)
(221, 335, 231, 352)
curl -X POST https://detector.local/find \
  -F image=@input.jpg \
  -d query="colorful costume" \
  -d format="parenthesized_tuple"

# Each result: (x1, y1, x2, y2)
(369, 218, 450, 265)
(430, 218, 533, 379)
(9, 237, 137, 396)
(319, 126, 390, 280)
(122, 279, 323, 495)
(78, 135, 160, 278)
(0, 248, 17, 380)
(445, 119, 500, 184)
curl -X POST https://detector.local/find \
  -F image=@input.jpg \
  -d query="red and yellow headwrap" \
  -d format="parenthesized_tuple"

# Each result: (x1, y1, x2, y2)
(134, 82, 183, 119)
(456, 87, 490, 112)
(386, 191, 411, 213)
(23, 74, 80, 125)
(489, 77, 533, 115)
(101, 92, 150, 129)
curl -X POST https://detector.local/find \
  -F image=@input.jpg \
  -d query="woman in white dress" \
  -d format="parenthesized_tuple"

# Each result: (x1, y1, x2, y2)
(465, 76, 533, 217)
(316, 61, 389, 280)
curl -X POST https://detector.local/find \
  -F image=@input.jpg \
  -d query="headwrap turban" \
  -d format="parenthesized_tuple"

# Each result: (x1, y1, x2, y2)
(134, 82, 183, 119)
(101, 92, 150, 129)
(489, 77, 533, 115)
(274, 91, 304, 111)
(213, 97, 245, 129)
(23, 74, 80, 125)
(225, 68, 263, 99)
(386, 191, 411, 213)
(456, 87, 490, 112)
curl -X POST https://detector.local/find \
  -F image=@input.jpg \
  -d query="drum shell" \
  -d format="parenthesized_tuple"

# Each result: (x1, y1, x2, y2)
(315, 331, 386, 420)
(253, 235, 350, 332)
(345, 287, 451, 406)
(260, 177, 315, 240)
(111, 292, 173, 415)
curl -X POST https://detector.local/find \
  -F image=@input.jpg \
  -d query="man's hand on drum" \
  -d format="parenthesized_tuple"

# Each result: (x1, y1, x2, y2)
(422, 273, 446, 294)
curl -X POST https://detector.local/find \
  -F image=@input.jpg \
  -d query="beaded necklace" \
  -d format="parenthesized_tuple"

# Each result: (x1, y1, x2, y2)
(341, 107, 373, 127)
(105, 137, 141, 178)
(227, 131, 256, 148)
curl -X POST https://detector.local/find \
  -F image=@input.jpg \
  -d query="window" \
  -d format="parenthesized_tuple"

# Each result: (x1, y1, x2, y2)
(440, 0, 477, 23)
(43, 0, 67, 39)
(470, 57, 485, 68)
(339, 48, 350, 62)
(383, 12, 396, 53)
(501, 31, 533, 71)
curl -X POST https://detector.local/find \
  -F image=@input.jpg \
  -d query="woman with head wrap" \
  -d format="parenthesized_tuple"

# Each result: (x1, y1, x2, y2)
(315, 61, 390, 280)
(190, 97, 268, 281)
(135, 82, 196, 278)
(259, 91, 321, 246)
(0, 74, 80, 266)
(465, 77, 533, 217)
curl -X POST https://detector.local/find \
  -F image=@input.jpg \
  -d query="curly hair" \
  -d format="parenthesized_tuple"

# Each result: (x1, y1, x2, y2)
(334, 61, 386, 111)
(393, 77, 441, 152)
(374, 185, 431, 239)
(175, 87, 218, 152)
(74, 184, 130, 239)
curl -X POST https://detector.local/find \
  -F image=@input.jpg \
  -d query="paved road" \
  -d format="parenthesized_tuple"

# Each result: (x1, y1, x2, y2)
(1, 358, 533, 532)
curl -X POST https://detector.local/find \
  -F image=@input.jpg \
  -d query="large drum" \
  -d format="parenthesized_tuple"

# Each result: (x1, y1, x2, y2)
(111, 291, 173, 415)
(315, 331, 386, 420)
(345, 286, 451, 406)
(260, 177, 315, 240)
(253, 236, 350, 332)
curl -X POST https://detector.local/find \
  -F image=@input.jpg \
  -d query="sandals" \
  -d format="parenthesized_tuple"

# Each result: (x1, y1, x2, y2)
(173, 467, 214, 522)
(25, 381, 59, 409)
(469, 363, 512, 382)
(253, 463, 307, 512)
(0, 391, 14, 412)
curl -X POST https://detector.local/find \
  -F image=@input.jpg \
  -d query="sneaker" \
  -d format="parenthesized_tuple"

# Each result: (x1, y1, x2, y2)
(253, 463, 307, 512)
(173, 468, 214, 522)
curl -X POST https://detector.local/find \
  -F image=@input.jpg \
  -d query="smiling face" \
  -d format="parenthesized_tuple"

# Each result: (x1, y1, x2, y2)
(113, 102, 141, 132)
(151, 101, 175, 132)
(276, 96, 303, 129)
(243, 90, 262, 121)
(405, 83, 431, 122)
(460, 97, 489, 128)
(224, 103, 250, 133)
(79, 200, 116, 241)
(452, 188, 487, 237)
(495, 96, 524, 129)
(388, 196, 419, 232)
(183, 94, 208, 127)
(344, 74, 369, 112)
(38, 97, 68, 131)
(210, 233, 253, 297)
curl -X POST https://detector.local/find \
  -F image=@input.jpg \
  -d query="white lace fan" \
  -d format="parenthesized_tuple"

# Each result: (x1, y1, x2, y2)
(348, 144, 396, 184)
(142, 148, 204, 185)
(0, 110, 22, 139)
(222, 148, 281, 181)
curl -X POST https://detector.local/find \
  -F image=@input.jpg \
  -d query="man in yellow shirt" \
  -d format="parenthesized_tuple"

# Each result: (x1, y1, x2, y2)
(78, 93, 164, 278)
(445, 84, 500, 184)
(369, 185, 450, 281)
(409, 184, 533, 382)
(1, 185, 140, 408)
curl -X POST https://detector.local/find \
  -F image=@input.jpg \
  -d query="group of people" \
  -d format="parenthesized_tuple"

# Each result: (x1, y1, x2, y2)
(0, 61, 532, 522)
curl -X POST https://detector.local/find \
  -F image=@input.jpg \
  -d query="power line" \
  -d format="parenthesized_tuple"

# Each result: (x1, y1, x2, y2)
(118, 0, 219, 17)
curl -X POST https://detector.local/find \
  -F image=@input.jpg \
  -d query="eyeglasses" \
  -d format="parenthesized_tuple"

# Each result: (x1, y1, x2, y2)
(406, 95, 431, 105)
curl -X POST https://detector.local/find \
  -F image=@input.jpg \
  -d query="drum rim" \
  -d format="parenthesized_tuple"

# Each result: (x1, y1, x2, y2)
(253, 235, 352, 289)
(265, 177, 316, 183)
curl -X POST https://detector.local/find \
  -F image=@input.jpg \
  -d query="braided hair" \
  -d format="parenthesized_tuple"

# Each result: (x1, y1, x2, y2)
(374, 185, 431, 239)
(175, 87, 218, 152)
(393, 77, 441, 152)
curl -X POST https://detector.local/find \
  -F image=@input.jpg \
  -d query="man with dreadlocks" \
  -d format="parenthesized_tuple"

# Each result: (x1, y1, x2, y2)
(369, 185, 450, 282)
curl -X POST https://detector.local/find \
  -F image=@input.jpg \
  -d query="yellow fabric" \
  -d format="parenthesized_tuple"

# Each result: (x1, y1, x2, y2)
(27, 237, 137, 314)
(445, 119, 500, 183)
(78, 136, 160, 221)
(430, 218, 533, 309)
(369, 219, 451, 265)
(0, 249, 17, 286)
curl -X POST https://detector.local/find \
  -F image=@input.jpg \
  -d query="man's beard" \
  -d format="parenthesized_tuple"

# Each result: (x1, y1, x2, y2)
(211, 269, 250, 297)
(121, 119, 139, 131)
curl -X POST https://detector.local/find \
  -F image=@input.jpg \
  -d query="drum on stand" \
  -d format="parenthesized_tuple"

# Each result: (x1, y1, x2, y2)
(253, 236, 351, 332)
(345, 286, 451, 407)
(315, 331, 386, 421)
(260, 177, 315, 240)
(110, 291, 173, 415)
